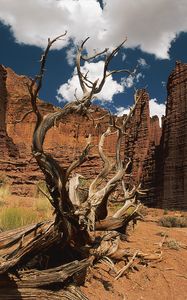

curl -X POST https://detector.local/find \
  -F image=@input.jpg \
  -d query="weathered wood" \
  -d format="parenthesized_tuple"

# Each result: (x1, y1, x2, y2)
(0, 285, 88, 300)
(0, 221, 57, 274)
(0, 259, 90, 288)
(0, 221, 54, 254)
(0, 35, 147, 300)
(95, 216, 127, 231)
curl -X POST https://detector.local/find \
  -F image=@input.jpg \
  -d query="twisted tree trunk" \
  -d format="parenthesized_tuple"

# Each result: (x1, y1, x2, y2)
(0, 34, 147, 298)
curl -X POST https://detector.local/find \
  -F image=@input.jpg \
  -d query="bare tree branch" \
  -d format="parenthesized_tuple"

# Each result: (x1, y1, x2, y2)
(94, 38, 128, 94)
(106, 69, 132, 77)
(65, 135, 93, 181)
(15, 109, 34, 123)
(89, 127, 113, 196)
(75, 37, 130, 105)
(81, 48, 108, 61)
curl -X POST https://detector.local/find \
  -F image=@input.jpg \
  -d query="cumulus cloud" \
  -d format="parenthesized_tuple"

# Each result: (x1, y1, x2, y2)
(0, 0, 104, 50)
(115, 106, 130, 117)
(149, 98, 166, 125)
(115, 98, 165, 125)
(57, 61, 124, 103)
(0, 0, 187, 59)
(101, 0, 187, 59)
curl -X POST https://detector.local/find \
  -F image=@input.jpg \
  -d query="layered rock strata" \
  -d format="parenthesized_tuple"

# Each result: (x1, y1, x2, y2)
(123, 90, 162, 205)
(0, 65, 119, 196)
(0, 65, 162, 206)
(160, 62, 187, 209)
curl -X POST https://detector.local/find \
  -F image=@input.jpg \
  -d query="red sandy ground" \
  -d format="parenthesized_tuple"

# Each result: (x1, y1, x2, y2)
(81, 209, 187, 300)
(3, 197, 187, 300)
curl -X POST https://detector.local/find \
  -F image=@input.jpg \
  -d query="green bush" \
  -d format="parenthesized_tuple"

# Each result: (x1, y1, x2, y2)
(158, 216, 187, 228)
(164, 239, 180, 250)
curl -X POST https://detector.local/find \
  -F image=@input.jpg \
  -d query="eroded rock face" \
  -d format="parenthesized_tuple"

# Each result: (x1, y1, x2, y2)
(160, 62, 187, 209)
(0, 65, 119, 195)
(123, 90, 162, 205)
(0, 65, 166, 208)
(0, 65, 19, 160)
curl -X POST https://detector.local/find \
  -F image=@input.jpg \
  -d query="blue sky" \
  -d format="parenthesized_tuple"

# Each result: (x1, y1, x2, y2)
(0, 0, 187, 121)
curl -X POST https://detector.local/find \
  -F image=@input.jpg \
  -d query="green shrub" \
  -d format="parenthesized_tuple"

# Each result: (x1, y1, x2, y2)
(158, 216, 187, 228)
(164, 239, 180, 250)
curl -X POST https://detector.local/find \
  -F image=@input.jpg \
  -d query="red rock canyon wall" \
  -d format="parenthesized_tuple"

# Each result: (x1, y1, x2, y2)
(1, 62, 187, 209)
(160, 62, 187, 209)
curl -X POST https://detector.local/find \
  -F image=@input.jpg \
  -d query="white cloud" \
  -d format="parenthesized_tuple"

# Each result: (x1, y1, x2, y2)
(66, 47, 76, 66)
(137, 58, 149, 68)
(121, 75, 134, 89)
(57, 61, 124, 103)
(121, 72, 144, 89)
(115, 98, 166, 125)
(122, 52, 127, 61)
(161, 81, 166, 87)
(136, 72, 144, 82)
(115, 106, 130, 116)
(0, 0, 104, 50)
(149, 98, 166, 125)
(0, 0, 187, 59)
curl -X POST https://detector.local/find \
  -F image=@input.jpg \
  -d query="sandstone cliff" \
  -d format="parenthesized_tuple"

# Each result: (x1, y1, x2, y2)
(0, 65, 161, 205)
(160, 62, 187, 209)
(0, 65, 118, 196)
(124, 90, 162, 205)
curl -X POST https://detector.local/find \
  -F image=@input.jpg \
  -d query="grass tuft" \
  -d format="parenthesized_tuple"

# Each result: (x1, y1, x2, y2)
(0, 180, 53, 231)
(0, 174, 11, 201)
(158, 216, 187, 228)
(0, 207, 38, 231)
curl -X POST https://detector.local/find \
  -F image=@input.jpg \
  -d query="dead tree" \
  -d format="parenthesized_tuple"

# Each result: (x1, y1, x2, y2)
(0, 34, 160, 298)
